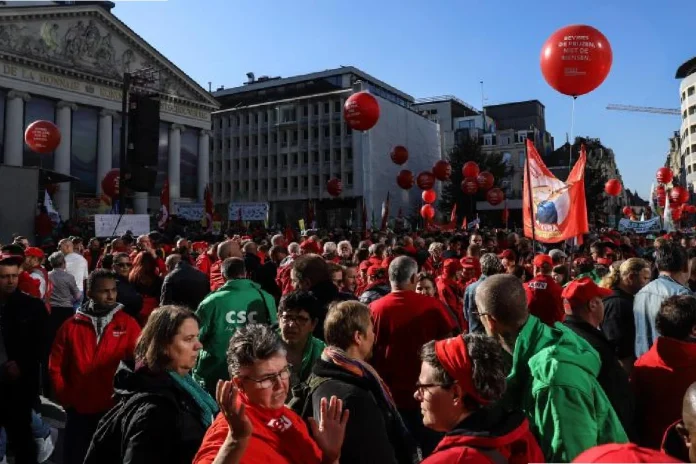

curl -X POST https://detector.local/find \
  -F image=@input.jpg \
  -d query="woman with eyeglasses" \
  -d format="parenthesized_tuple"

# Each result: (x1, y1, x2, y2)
(84, 305, 218, 464)
(111, 252, 143, 320)
(415, 334, 544, 464)
(194, 324, 349, 464)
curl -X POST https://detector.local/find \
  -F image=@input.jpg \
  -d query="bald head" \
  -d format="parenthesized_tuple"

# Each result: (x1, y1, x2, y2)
(475, 273, 529, 329)
(218, 240, 242, 260)
(684, 382, 696, 428)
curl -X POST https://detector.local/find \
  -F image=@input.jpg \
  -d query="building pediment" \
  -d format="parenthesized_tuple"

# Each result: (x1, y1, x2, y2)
(0, 4, 219, 109)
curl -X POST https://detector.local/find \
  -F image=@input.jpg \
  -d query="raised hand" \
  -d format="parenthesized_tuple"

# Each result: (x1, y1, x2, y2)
(216, 380, 253, 440)
(308, 396, 349, 463)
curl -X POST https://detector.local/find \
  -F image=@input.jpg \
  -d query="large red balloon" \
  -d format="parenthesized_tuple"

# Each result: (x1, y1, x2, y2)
(101, 168, 120, 199)
(540, 25, 613, 97)
(420, 204, 435, 221)
(656, 185, 667, 207)
(422, 189, 437, 204)
(396, 170, 414, 190)
(462, 161, 480, 178)
(416, 171, 436, 190)
(670, 186, 689, 205)
(622, 206, 633, 217)
(25, 120, 61, 154)
(486, 188, 504, 206)
(344, 91, 380, 131)
(432, 160, 452, 181)
(476, 171, 494, 191)
(604, 179, 621, 196)
(326, 178, 342, 197)
(656, 167, 673, 184)
(672, 206, 683, 222)
(390, 146, 408, 165)
(461, 177, 478, 195)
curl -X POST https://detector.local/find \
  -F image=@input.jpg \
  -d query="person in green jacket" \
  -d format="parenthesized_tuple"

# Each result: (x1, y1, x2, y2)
(474, 273, 628, 462)
(192, 257, 277, 394)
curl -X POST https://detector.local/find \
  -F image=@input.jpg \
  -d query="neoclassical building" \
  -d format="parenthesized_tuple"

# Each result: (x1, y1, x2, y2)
(0, 1, 218, 218)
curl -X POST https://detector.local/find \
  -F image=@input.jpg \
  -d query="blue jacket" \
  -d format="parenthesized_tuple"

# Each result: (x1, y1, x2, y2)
(633, 275, 691, 357)
(463, 275, 487, 334)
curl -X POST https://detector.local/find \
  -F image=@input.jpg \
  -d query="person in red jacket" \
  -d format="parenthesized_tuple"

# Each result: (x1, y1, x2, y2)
(632, 294, 696, 450)
(209, 240, 241, 292)
(195, 242, 217, 277)
(49, 269, 141, 464)
(436, 259, 466, 332)
(416, 334, 544, 464)
(524, 254, 564, 326)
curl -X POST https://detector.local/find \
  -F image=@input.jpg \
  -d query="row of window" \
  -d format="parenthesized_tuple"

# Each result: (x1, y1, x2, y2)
(213, 148, 353, 171)
(215, 124, 351, 150)
(223, 172, 355, 194)
(214, 100, 345, 129)
(683, 105, 696, 120)
(482, 131, 528, 146)
(684, 144, 696, 155)
(681, 85, 695, 102)
(681, 125, 696, 141)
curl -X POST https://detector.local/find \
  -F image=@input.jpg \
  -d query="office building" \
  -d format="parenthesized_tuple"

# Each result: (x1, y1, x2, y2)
(678, 56, 696, 187)
(412, 95, 479, 158)
(211, 67, 441, 227)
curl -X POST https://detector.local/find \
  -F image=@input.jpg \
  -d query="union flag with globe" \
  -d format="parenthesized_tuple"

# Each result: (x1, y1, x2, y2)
(523, 140, 589, 243)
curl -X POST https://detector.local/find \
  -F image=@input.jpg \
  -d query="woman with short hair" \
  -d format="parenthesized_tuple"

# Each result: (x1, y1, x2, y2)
(84, 305, 218, 464)
(416, 272, 437, 297)
(194, 324, 348, 464)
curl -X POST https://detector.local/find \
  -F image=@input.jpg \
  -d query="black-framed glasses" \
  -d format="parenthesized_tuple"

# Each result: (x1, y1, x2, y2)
(279, 313, 311, 325)
(114, 262, 132, 268)
(471, 310, 492, 318)
(415, 381, 453, 396)
(242, 365, 292, 389)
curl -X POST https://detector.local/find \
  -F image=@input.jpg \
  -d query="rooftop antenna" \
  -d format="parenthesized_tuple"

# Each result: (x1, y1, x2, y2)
(208, 82, 212, 92)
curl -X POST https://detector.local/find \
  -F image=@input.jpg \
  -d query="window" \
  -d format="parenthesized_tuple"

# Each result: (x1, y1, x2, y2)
(324, 126, 330, 137)
(234, 160, 239, 170)
(324, 149, 330, 162)
(71, 105, 98, 193)
(282, 154, 288, 167)
(224, 161, 230, 171)
(264, 112, 268, 123)
(313, 175, 319, 186)
(334, 124, 341, 134)
(292, 177, 298, 188)
(682, 92, 686, 102)
(689, 106, 696, 115)
(263, 134, 268, 144)
(281, 178, 287, 188)
(271, 178, 277, 189)
(263, 156, 268, 168)
(689, 165, 693, 174)
(245, 114, 250, 124)
(303, 105, 309, 117)
(314, 104, 319, 116)
(252, 135, 258, 146)
(346, 148, 353, 160)
(302, 176, 308, 188)
(244, 136, 249, 147)
(254, 113, 259, 124)
(303, 129, 308, 140)
(232, 181, 238, 193)
(313, 128, 319, 138)
(292, 130, 298, 142)
(252, 159, 257, 169)
(347, 172, 353, 185)
(684, 110, 688, 120)
(334, 101, 341, 113)
(335, 150, 341, 163)
(519, 152, 525, 167)
(252, 180, 258, 191)
(324, 102, 330, 113)
(689, 86, 695, 97)
(692, 144, 696, 153)
(303, 152, 308, 164)
(312, 151, 318, 164)
(292, 153, 298, 165)
(243, 159, 249, 169)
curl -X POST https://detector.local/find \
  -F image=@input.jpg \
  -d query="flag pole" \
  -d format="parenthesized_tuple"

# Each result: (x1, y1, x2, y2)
(525, 131, 537, 251)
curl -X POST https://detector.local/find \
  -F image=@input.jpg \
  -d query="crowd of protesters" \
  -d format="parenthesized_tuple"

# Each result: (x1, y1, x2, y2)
(2, 225, 696, 463)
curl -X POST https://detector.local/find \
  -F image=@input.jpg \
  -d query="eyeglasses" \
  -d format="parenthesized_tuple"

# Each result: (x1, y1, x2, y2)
(242, 365, 292, 389)
(279, 313, 311, 325)
(415, 381, 452, 396)
(471, 310, 492, 318)
(114, 262, 132, 268)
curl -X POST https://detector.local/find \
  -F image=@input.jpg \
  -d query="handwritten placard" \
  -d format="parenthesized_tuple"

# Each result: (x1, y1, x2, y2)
(94, 214, 150, 238)
(228, 203, 269, 221)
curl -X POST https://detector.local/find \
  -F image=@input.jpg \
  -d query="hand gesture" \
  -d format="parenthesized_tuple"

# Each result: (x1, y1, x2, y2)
(308, 396, 349, 463)
(216, 380, 253, 440)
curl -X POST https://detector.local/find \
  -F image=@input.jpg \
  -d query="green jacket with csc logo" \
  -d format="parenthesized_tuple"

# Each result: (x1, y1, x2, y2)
(192, 278, 277, 393)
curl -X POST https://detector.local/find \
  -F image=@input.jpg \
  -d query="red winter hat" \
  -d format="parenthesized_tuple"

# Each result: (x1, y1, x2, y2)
(498, 249, 516, 261)
(434, 336, 489, 405)
(572, 443, 681, 463)
(443, 258, 463, 274)
(300, 239, 321, 254)
(24, 247, 45, 259)
(562, 277, 612, 306)
(532, 254, 553, 268)
(460, 256, 478, 270)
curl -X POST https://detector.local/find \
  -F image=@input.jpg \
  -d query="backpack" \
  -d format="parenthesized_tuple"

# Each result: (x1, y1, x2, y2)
(287, 374, 330, 422)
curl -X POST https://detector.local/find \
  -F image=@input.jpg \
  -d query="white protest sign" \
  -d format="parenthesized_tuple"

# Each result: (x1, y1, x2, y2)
(228, 202, 269, 221)
(618, 217, 661, 234)
(174, 202, 204, 221)
(94, 214, 150, 237)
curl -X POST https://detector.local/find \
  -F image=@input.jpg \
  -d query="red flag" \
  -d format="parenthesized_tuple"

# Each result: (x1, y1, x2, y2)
(450, 203, 457, 226)
(462, 216, 467, 230)
(284, 224, 294, 244)
(523, 139, 589, 243)
(158, 179, 169, 228)
(380, 192, 390, 231)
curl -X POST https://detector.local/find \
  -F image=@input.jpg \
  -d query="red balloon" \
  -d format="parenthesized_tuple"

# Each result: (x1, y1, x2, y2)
(396, 170, 414, 190)
(540, 24, 613, 97)
(326, 178, 342, 197)
(25, 120, 61, 154)
(462, 161, 480, 178)
(672, 206, 683, 221)
(461, 177, 478, 195)
(670, 186, 689, 205)
(604, 179, 621, 197)
(420, 204, 435, 221)
(656, 185, 667, 207)
(622, 206, 633, 217)
(416, 171, 436, 190)
(486, 188, 504, 206)
(656, 167, 673, 184)
(390, 146, 408, 165)
(101, 168, 120, 199)
(476, 171, 494, 191)
(422, 189, 437, 204)
(432, 160, 452, 181)
(344, 91, 380, 131)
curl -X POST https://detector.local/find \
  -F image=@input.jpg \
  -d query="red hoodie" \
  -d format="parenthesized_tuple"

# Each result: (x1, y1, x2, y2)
(209, 260, 225, 292)
(196, 253, 212, 277)
(422, 409, 545, 464)
(436, 275, 466, 332)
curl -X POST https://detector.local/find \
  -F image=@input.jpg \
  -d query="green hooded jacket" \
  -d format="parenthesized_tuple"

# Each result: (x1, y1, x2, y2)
(501, 315, 628, 462)
(192, 279, 277, 393)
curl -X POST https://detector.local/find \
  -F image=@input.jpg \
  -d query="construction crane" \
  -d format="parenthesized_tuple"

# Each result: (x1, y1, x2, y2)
(606, 104, 680, 115)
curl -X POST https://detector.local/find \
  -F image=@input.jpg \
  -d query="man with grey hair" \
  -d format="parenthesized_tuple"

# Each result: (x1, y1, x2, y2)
(464, 253, 504, 334)
(369, 256, 457, 456)
(48, 251, 81, 347)
(322, 241, 338, 262)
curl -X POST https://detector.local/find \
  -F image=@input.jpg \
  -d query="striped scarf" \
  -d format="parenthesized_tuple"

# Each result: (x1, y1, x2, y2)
(321, 346, 397, 412)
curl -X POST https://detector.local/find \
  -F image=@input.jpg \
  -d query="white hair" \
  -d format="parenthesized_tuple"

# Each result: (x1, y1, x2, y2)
(271, 234, 285, 246)
(288, 242, 301, 254)
(389, 256, 418, 288)
(323, 241, 337, 254)
(429, 242, 444, 253)
(338, 240, 352, 253)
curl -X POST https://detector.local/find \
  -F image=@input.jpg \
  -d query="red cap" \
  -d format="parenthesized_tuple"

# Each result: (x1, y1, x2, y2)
(562, 277, 612, 305)
(572, 443, 681, 463)
(532, 254, 553, 268)
(24, 247, 44, 259)
(460, 256, 478, 269)
(443, 258, 463, 273)
(498, 249, 516, 261)
(596, 257, 612, 266)
(300, 239, 321, 254)
(434, 336, 489, 405)
(367, 265, 385, 278)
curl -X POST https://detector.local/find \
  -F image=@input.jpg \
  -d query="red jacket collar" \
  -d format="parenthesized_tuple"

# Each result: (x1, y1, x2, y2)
(653, 337, 696, 367)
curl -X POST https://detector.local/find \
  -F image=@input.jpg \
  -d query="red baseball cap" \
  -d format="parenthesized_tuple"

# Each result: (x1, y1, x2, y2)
(532, 254, 553, 268)
(562, 277, 612, 305)
(367, 265, 385, 278)
(24, 247, 45, 259)
(498, 249, 516, 261)
(572, 443, 681, 463)
(443, 258, 463, 273)
(460, 256, 478, 269)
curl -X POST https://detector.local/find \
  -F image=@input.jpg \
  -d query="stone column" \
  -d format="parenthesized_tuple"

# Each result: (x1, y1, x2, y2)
(168, 124, 184, 204)
(198, 129, 211, 202)
(4, 90, 31, 166)
(133, 191, 148, 215)
(97, 109, 116, 195)
(54, 101, 77, 219)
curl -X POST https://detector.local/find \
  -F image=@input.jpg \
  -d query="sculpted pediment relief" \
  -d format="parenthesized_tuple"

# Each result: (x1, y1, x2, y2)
(0, 9, 214, 106)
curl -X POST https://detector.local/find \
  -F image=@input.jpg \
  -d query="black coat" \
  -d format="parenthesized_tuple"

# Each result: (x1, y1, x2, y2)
(0, 289, 48, 406)
(309, 281, 357, 341)
(564, 315, 637, 441)
(160, 261, 210, 310)
(116, 276, 143, 320)
(84, 361, 208, 464)
(601, 287, 636, 361)
(312, 358, 420, 464)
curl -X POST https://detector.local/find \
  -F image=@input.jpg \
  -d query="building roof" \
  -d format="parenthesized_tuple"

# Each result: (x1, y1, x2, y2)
(413, 95, 479, 114)
(484, 99, 545, 109)
(213, 66, 413, 102)
(676, 56, 696, 79)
